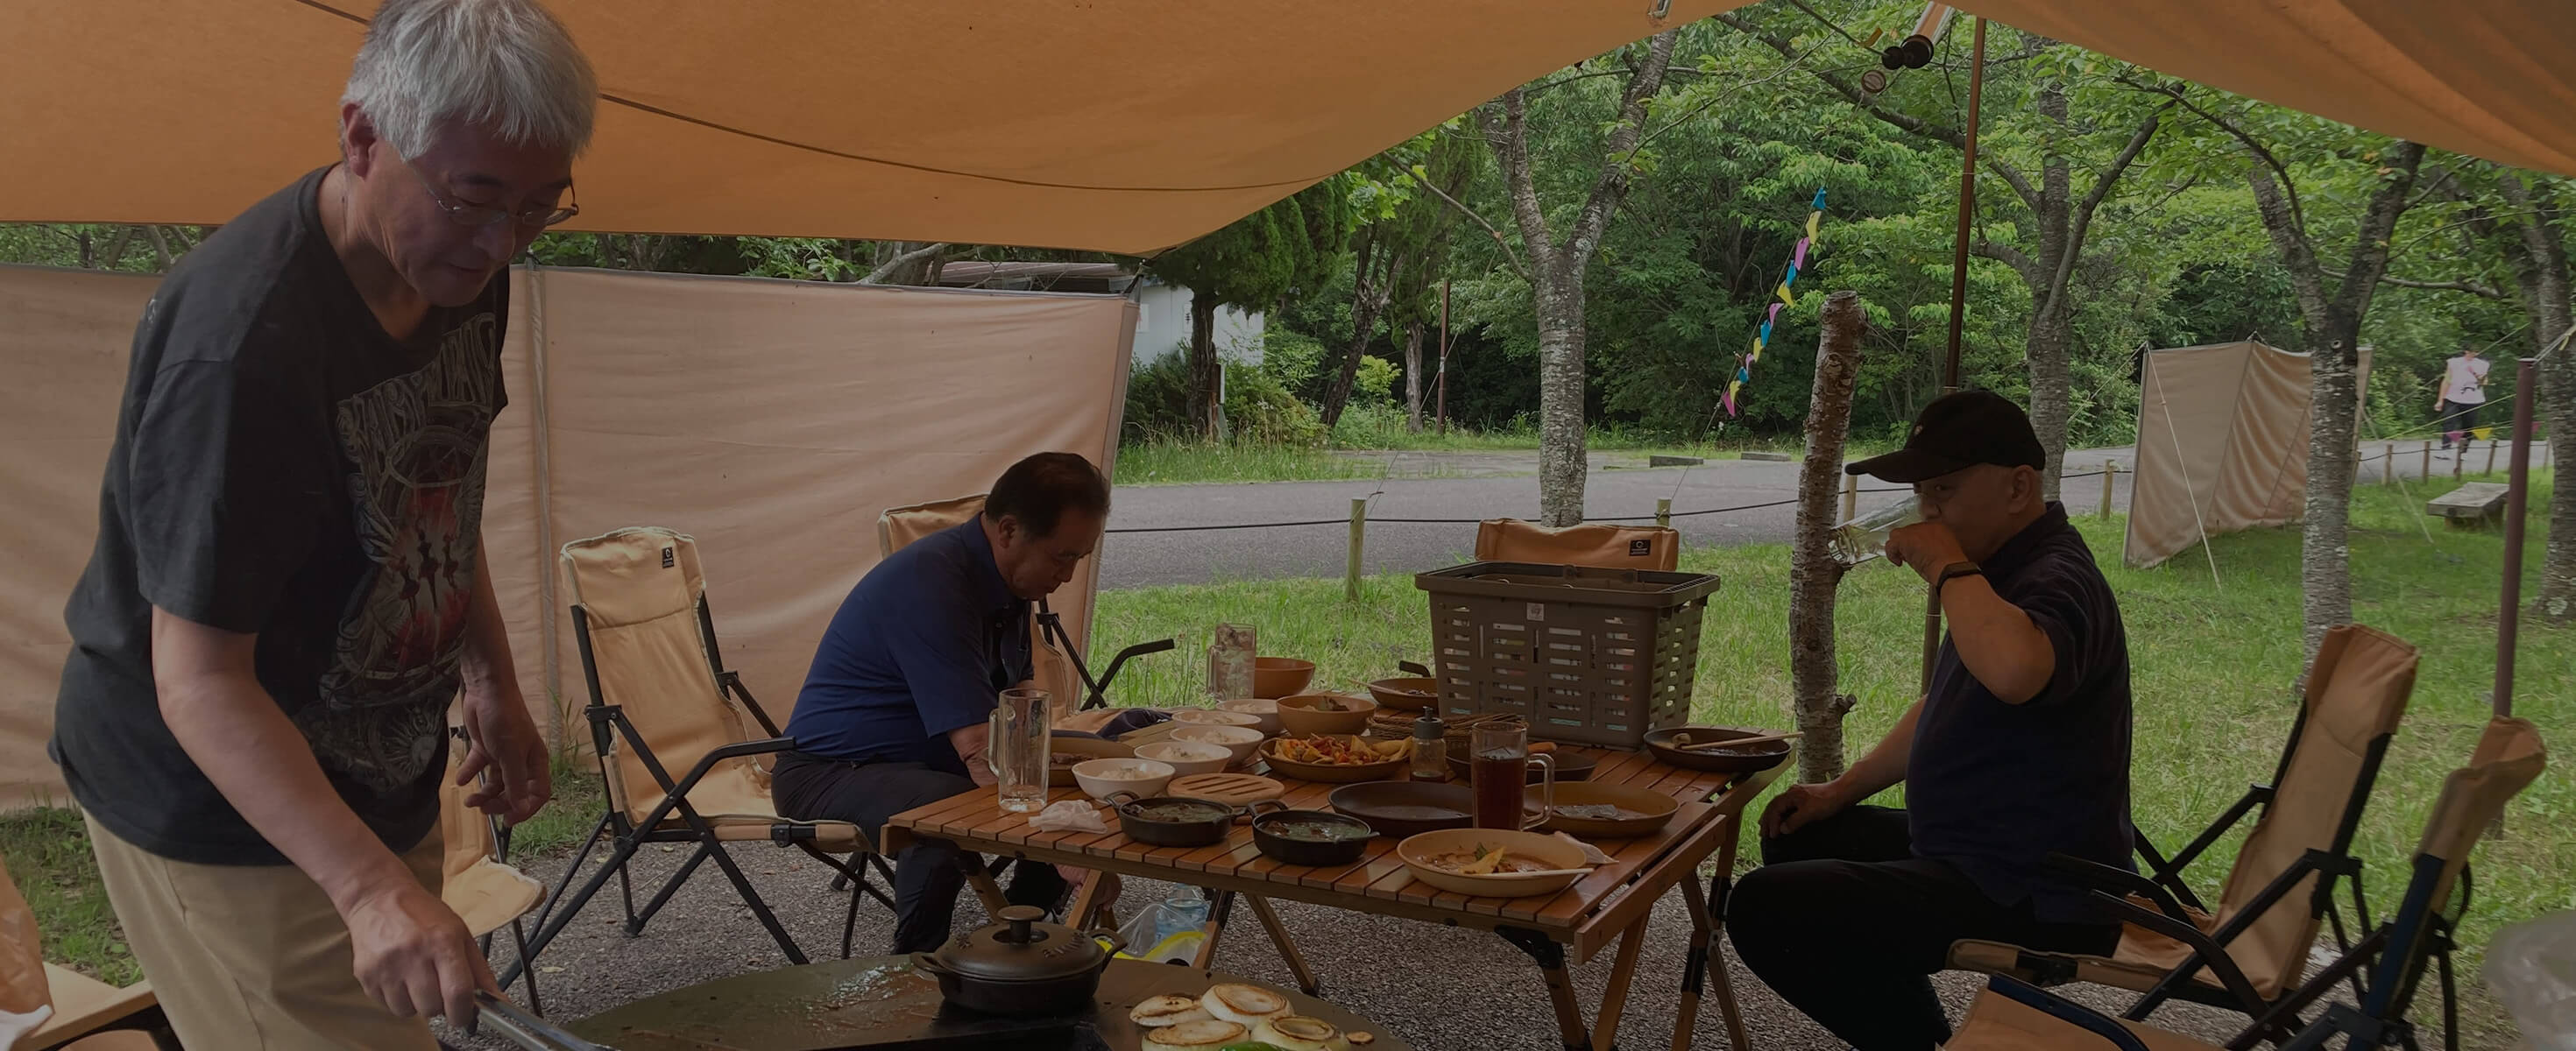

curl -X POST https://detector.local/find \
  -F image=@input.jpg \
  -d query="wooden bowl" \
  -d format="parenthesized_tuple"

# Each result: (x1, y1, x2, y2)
(1525, 780, 1679, 838)
(1397, 828, 1589, 898)
(1643, 727, 1792, 773)
(1365, 677, 1440, 711)
(1328, 781, 1475, 837)
(1276, 694, 1377, 737)
(1251, 657, 1317, 699)
(1046, 736, 1134, 786)
(1258, 739, 1407, 783)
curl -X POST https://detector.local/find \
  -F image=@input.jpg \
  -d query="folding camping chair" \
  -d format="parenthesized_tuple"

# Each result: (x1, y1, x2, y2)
(1950, 624, 2418, 1041)
(1473, 518, 1681, 571)
(877, 494, 1173, 714)
(500, 527, 896, 990)
(1, 857, 172, 1051)
(1946, 716, 2546, 1051)
(440, 727, 548, 1014)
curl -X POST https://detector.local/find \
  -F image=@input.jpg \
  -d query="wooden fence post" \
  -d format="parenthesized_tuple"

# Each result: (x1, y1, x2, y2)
(1841, 472, 1858, 523)
(2098, 461, 2118, 518)
(1346, 497, 1366, 602)
(2486, 439, 2500, 476)
(2384, 444, 2396, 488)
(1656, 497, 1672, 530)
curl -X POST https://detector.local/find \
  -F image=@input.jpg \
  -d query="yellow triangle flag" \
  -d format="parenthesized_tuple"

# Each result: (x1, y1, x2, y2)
(1726, 379, 1742, 399)
(1806, 211, 1820, 241)
(1777, 283, 1795, 307)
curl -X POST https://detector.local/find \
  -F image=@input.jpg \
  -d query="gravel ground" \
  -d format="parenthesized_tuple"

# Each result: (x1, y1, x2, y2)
(438, 841, 2274, 1050)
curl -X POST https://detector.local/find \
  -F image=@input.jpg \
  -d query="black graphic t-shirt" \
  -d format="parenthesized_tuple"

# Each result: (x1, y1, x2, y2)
(53, 166, 508, 865)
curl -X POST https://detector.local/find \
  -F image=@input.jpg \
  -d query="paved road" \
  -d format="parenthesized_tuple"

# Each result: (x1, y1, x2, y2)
(1096, 440, 2546, 589)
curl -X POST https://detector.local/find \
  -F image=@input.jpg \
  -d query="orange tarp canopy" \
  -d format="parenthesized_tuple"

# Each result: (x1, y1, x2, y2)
(6, 2, 2573, 252)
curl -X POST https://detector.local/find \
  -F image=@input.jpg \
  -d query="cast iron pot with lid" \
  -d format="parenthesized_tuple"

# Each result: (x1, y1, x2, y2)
(911, 905, 1127, 1016)
(1101, 791, 1282, 847)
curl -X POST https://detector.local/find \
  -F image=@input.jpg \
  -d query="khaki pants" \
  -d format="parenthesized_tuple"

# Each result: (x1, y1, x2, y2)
(85, 815, 444, 1051)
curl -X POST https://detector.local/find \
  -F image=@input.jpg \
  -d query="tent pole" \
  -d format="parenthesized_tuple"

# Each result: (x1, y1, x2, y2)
(2494, 359, 2537, 717)
(1437, 278, 1451, 436)
(1924, 15, 1986, 695)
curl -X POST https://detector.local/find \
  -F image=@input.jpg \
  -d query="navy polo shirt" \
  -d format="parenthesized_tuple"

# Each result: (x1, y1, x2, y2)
(1907, 502, 2134, 923)
(784, 517, 1034, 776)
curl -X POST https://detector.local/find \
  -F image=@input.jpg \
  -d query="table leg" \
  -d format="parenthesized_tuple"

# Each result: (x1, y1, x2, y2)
(1192, 891, 1237, 970)
(1061, 869, 1107, 932)
(1674, 820, 1752, 1051)
(1589, 917, 1648, 1050)
(1244, 895, 1320, 996)
(966, 861, 1010, 915)
(1501, 926, 1592, 1051)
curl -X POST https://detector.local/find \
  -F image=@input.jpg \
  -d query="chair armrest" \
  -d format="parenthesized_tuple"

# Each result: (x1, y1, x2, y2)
(606, 710, 793, 832)
(2042, 852, 2200, 928)
(2063, 872, 2275, 1016)
(1985, 977, 2153, 1051)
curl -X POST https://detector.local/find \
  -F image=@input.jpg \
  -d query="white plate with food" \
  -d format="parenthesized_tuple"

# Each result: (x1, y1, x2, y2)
(1395, 828, 1591, 898)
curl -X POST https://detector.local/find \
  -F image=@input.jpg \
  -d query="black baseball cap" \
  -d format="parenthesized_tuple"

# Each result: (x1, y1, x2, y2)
(1845, 390, 2046, 483)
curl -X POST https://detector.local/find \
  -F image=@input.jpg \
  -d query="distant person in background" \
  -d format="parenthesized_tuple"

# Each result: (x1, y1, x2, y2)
(2438, 343, 2491, 452)
(49, 0, 594, 1045)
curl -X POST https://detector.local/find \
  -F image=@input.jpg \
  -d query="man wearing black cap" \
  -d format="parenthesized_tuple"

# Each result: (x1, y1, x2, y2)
(1723, 390, 2133, 1050)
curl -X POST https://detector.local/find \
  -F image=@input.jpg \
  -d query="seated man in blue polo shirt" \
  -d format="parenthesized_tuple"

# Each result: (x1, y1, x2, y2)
(1725, 391, 2134, 1051)
(774, 452, 1108, 954)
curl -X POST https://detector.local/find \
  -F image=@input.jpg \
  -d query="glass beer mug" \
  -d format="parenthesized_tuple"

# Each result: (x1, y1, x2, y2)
(1830, 497, 1927, 568)
(1469, 723, 1554, 830)
(988, 688, 1051, 813)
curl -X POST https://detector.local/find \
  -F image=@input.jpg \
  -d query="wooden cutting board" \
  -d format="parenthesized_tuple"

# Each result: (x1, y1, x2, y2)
(1167, 772, 1286, 806)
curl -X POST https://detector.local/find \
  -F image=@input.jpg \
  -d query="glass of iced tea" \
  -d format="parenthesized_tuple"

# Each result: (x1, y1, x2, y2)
(1469, 723, 1553, 829)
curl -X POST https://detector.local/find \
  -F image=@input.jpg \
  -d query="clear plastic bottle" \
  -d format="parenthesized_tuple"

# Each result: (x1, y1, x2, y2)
(1410, 713, 1449, 782)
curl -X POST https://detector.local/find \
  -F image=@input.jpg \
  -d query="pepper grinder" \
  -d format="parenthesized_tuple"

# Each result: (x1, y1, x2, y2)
(1409, 712, 1449, 782)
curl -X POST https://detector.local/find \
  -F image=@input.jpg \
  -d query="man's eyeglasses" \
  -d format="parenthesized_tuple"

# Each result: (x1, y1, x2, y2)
(400, 155, 578, 230)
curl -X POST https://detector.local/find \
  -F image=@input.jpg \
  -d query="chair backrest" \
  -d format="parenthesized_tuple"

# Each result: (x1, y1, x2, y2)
(0, 855, 45, 1020)
(2366, 716, 2546, 1021)
(437, 749, 490, 884)
(878, 494, 1083, 713)
(2208, 624, 2417, 996)
(560, 526, 759, 825)
(1473, 518, 1681, 572)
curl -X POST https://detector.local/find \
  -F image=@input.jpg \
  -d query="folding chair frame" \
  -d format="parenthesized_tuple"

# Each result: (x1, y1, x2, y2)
(1033, 597, 1173, 710)
(1994, 703, 2396, 1039)
(496, 598, 897, 991)
(447, 725, 548, 1016)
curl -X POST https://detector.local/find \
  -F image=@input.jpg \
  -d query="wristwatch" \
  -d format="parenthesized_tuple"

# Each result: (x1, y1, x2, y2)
(1935, 561, 1985, 592)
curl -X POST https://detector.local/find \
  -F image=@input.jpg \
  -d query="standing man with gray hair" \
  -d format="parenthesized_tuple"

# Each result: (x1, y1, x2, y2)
(50, 0, 596, 1044)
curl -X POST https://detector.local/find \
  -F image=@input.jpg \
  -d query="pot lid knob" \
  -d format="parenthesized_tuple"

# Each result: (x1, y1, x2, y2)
(997, 905, 1043, 944)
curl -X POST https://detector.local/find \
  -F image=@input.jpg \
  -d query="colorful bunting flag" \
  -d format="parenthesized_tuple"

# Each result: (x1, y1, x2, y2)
(1723, 188, 1828, 418)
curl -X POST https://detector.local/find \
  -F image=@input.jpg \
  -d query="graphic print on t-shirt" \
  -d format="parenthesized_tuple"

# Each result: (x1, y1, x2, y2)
(307, 313, 501, 792)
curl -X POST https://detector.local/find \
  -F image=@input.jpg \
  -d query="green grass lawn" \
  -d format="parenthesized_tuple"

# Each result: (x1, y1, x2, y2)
(1093, 474, 2565, 1044)
(4, 473, 2560, 1041)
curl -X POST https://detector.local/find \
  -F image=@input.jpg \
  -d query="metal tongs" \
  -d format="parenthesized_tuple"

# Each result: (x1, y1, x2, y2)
(474, 991, 618, 1051)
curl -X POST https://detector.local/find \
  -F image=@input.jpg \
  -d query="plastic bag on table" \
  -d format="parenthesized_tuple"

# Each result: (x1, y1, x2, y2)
(1027, 800, 1109, 834)
(1114, 895, 1212, 964)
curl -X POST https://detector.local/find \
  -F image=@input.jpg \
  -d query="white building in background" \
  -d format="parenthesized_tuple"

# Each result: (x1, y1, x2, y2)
(933, 262, 1263, 369)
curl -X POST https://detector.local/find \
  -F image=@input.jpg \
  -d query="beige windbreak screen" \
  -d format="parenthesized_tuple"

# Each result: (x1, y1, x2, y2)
(7, 2, 2574, 251)
(2124, 341, 2369, 570)
(0, 264, 1136, 809)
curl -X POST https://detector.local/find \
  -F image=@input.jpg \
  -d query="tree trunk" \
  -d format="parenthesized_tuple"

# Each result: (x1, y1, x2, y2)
(2026, 301, 2076, 504)
(2249, 142, 2424, 662)
(2495, 172, 2576, 624)
(1534, 272, 1590, 526)
(2026, 81, 2076, 503)
(1790, 292, 1868, 783)
(1322, 254, 1398, 429)
(1479, 29, 1681, 529)
(1403, 320, 1426, 433)
(1189, 293, 1224, 441)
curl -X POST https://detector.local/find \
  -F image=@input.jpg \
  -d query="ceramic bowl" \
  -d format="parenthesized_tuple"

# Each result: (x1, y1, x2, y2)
(1276, 693, 1378, 737)
(1170, 724, 1265, 766)
(1046, 736, 1135, 786)
(1131, 741, 1234, 777)
(1171, 708, 1263, 730)
(1071, 758, 1174, 801)
(1216, 697, 1283, 735)
(1397, 827, 1589, 898)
